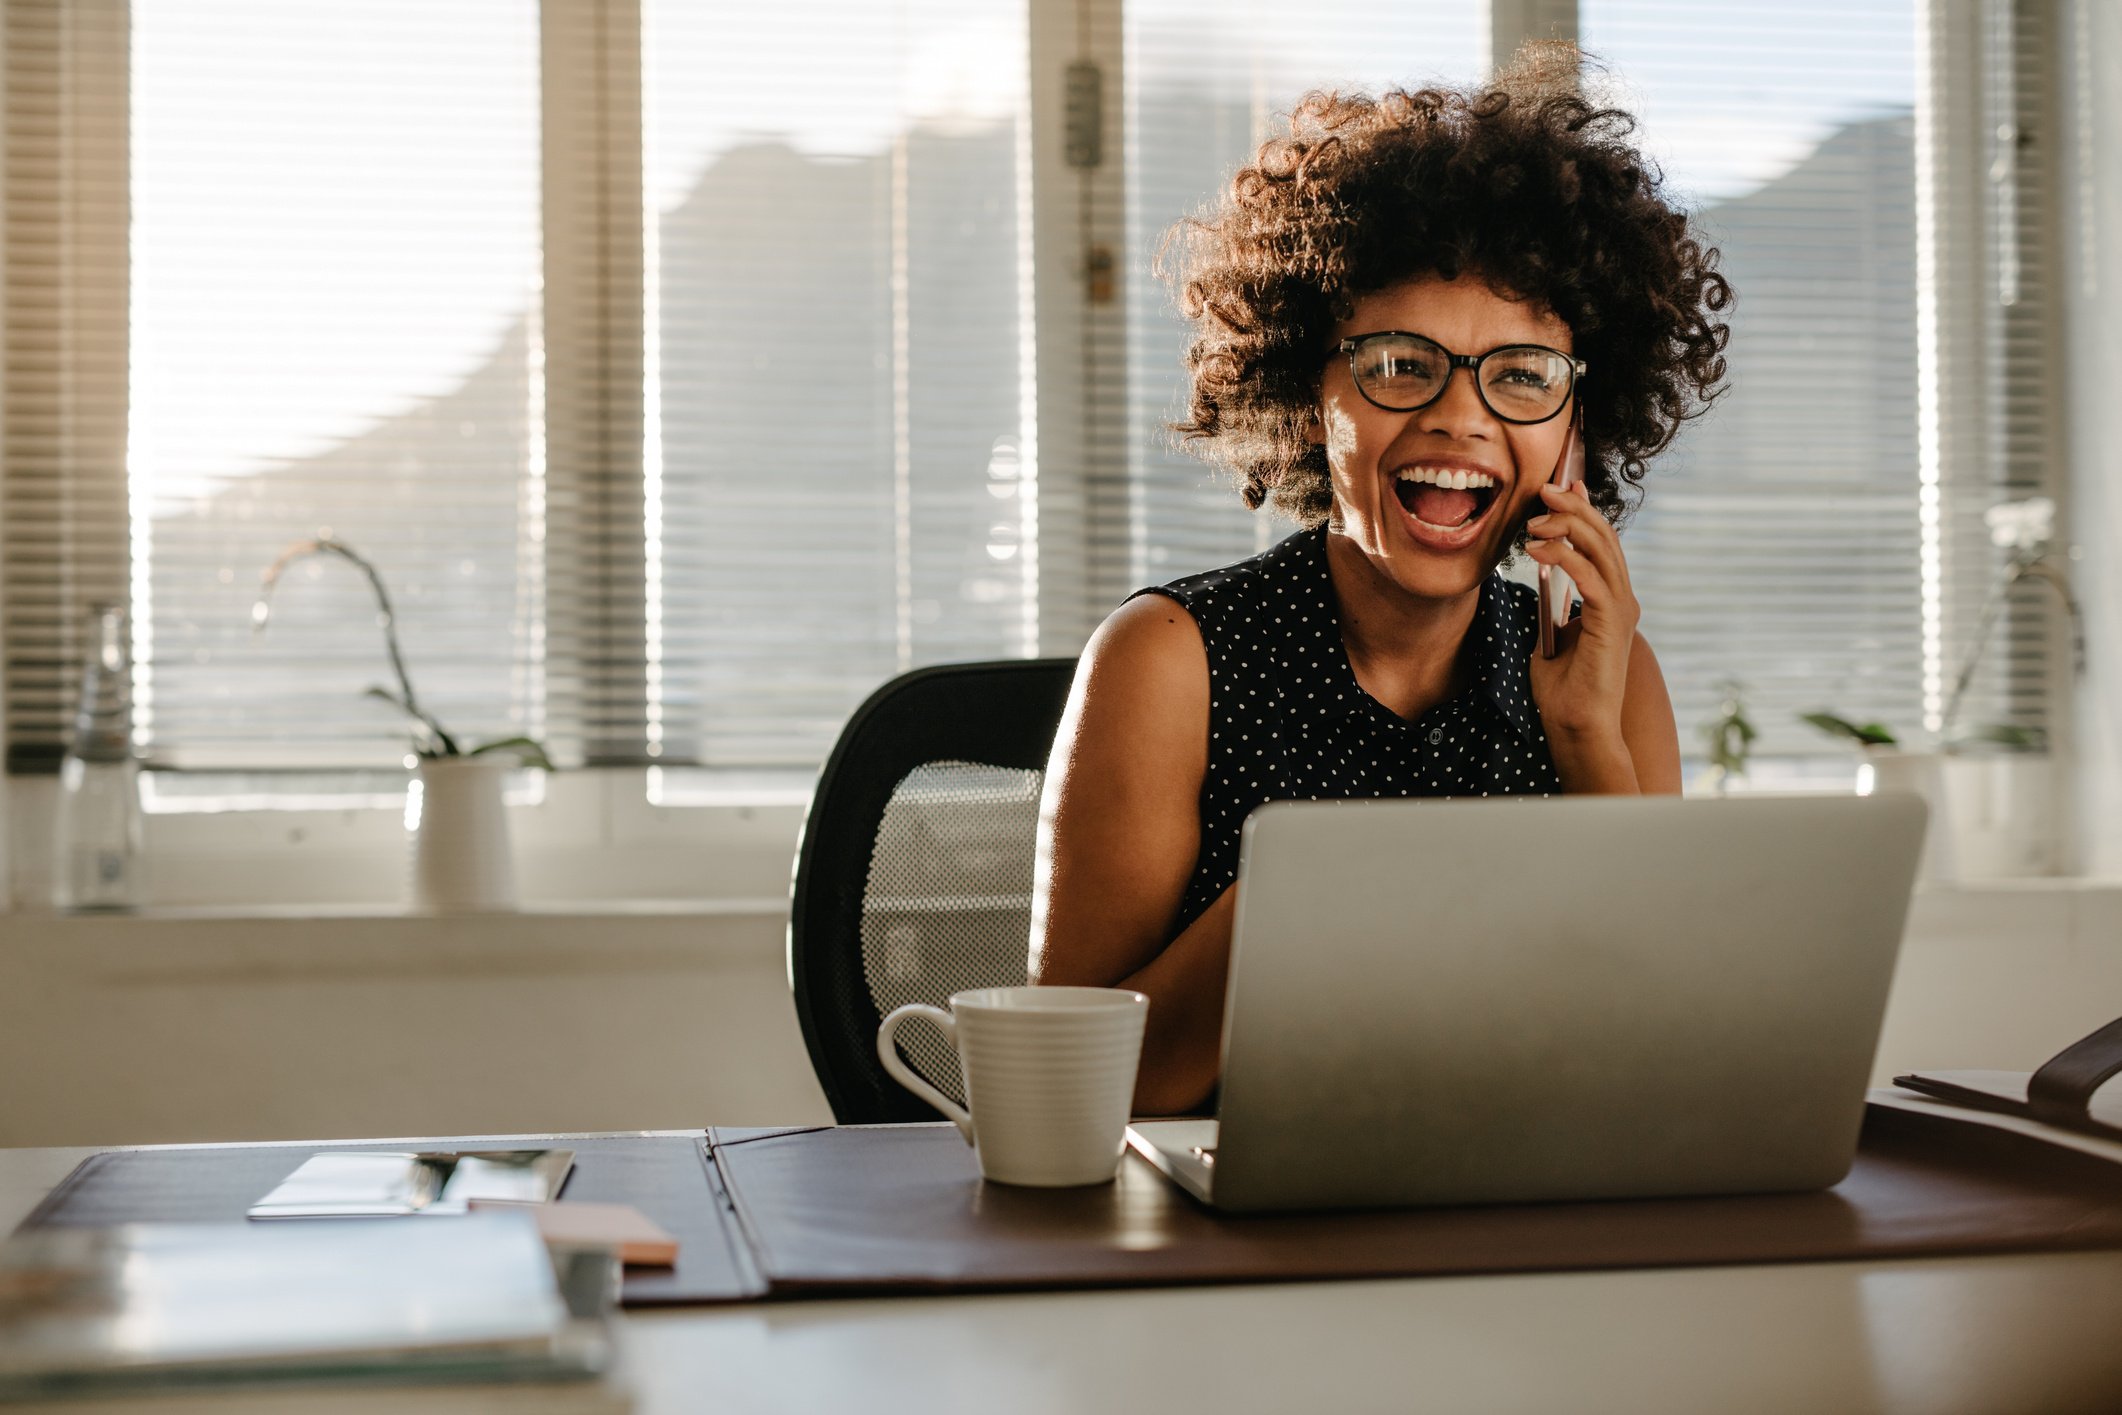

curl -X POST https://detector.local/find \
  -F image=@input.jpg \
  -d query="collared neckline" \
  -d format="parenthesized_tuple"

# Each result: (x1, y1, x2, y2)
(1294, 524, 1540, 741)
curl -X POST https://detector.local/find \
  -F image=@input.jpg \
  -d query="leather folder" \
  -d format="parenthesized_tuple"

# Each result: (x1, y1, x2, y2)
(1896, 1015, 2122, 1142)
(23, 1105, 2122, 1307)
(702, 1104, 2122, 1296)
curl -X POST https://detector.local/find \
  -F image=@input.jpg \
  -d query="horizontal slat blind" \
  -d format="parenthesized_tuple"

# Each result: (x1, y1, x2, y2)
(5, 0, 545, 774)
(1, 0, 2061, 791)
(1580, 0, 1936, 759)
(2, 0, 130, 772)
(132, 0, 544, 771)
(642, 0, 1033, 769)
(1107, 3, 1488, 608)
(542, 0, 647, 767)
(1953, 0, 2065, 748)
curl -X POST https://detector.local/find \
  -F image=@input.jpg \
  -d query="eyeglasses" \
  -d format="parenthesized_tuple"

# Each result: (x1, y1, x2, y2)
(1336, 331, 1586, 425)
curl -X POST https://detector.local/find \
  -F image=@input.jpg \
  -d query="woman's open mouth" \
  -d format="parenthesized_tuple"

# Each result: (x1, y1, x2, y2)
(1391, 465, 1503, 551)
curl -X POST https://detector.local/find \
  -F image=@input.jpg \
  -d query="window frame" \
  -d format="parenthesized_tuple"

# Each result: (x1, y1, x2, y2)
(0, 0, 2081, 910)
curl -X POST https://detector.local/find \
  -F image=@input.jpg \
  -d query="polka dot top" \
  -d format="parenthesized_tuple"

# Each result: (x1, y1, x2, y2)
(1131, 523, 1562, 934)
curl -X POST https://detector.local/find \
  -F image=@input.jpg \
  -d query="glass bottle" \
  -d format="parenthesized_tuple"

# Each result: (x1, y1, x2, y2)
(55, 602, 144, 910)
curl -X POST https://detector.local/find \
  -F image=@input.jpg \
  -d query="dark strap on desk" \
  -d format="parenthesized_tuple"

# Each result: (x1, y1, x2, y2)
(2028, 1016, 2122, 1128)
(1894, 1014, 2122, 1142)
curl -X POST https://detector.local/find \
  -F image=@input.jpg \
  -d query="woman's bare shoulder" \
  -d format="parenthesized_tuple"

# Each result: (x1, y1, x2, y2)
(1069, 593, 1210, 736)
(1090, 592, 1207, 675)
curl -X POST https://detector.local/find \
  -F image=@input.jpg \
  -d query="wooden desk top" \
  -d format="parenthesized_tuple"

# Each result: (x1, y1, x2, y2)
(8, 1136, 2122, 1414)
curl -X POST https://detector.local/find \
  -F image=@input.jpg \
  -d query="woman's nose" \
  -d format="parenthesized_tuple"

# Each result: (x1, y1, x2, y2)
(1411, 364, 1496, 439)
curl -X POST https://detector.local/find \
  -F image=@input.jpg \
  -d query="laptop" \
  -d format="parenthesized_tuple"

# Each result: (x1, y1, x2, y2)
(1126, 793, 1928, 1213)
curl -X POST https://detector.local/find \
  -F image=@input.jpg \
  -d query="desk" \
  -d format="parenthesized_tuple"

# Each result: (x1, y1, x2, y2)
(8, 1135, 2122, 1414)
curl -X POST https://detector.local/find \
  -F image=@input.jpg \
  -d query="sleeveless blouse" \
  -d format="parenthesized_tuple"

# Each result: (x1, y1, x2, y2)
(1132, 524, 1563, 933)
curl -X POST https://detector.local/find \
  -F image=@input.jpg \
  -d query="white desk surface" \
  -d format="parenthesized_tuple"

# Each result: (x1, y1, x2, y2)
(7, 1135, 2122, 1415)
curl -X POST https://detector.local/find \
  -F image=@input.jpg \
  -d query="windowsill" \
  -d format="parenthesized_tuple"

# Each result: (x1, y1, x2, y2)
(1915, 876, 2122, 892)
(2, 763, 2098, 914)
(0, 896, 791, 925)
(5, 769, 811, 911)
(0, 899, 798, 984)
(1, 877, 2117, 933)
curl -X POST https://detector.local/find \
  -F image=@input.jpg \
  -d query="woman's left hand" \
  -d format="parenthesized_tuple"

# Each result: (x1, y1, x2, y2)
(1523, 481, 1640, 753)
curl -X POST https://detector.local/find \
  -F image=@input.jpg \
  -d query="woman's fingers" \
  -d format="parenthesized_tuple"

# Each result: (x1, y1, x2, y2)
(1525, 537, 1629, 639)
(1530, 484, 1635, 608)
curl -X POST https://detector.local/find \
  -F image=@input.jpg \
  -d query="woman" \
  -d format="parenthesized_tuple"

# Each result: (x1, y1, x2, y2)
(1028, 63, 1734, 1116)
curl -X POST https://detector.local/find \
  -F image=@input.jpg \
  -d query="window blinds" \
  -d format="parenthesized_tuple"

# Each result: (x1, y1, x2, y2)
(641, 0, 1034, 771)
(1959, 0, 2068, 748)
(2, 0, 130, 772)
(6, 0, 544, 773)
(0, 0, 2066, 785)
(542, 0, 648, 769)
(1583, 0, 2057, 760)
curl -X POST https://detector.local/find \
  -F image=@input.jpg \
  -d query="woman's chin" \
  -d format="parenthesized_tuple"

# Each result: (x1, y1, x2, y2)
(1384, 559, 1488, 602)
(1378, 510, 1502, 595)
(1365, 540, 1495, 603)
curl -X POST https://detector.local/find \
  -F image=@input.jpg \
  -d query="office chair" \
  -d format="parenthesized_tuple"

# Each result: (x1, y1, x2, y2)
(789, 658, 1078, 1123)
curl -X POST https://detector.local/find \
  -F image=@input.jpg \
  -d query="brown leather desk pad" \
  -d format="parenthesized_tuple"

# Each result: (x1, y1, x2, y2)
(17, 1135, 758, 1306)
(704, 1105, 2122, 1297)
(22, 1106, 2122, 1306)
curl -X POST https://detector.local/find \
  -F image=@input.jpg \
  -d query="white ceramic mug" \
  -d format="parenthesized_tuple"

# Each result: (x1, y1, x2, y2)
(877, 986, 1149, 1187)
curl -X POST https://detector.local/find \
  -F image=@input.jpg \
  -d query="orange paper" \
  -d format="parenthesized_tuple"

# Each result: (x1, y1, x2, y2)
(470, 1199, 679, 1266)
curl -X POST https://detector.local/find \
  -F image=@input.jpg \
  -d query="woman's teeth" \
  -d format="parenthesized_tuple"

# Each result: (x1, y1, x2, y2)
(1392, 466, 1498, 532)
(1394, 467, 1497, 491)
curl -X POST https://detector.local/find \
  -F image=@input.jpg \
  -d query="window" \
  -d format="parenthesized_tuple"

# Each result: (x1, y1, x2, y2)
(1583, 0, 2062, 766)
(1582, 0, 1924, 765)
(0, 0, 2070, 826)
(3, 0, 545, 781)
(642, 0, 1033, 775)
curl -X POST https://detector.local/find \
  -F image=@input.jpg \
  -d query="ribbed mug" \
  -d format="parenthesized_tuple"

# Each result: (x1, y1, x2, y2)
(878, 986, 1149, 1186)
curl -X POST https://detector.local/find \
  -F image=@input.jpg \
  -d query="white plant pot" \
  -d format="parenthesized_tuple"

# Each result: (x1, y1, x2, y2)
(408, 755, 518, 912)
(1857, 749, 1955, 884)
(1939, 752, 2058, 881)
(1856, 749, 2061, 884)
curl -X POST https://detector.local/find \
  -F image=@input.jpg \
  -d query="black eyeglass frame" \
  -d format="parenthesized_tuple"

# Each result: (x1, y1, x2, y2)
(1335, 331, 1588, 425)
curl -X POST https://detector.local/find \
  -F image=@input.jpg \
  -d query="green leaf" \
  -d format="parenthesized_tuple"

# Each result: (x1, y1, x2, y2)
(1799, 712, 1897, 747)
(365, 685, 458, 755)
(1952, 722, 2046, 752)
(467, 736, 554, 771)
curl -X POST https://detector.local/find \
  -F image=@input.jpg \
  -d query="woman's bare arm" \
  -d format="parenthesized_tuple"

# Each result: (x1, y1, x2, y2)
(1029, 593, 1231, 1114)
(1620, 633, 1683, 795)
(1547, 630, 1682, 794)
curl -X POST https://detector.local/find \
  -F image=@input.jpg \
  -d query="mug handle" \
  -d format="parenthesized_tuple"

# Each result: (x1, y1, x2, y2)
(877, 1003, 974, 1145)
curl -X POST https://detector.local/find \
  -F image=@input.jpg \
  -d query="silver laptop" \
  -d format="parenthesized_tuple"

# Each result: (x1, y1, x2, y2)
(1126, 794, 1928, 1213)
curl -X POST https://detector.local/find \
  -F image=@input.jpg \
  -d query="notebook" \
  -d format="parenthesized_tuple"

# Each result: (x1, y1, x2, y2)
(0, 1213, 614, 1403)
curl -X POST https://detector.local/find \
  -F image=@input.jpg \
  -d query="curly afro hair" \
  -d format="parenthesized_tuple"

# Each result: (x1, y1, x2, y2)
(1163, 51, 1733, 529)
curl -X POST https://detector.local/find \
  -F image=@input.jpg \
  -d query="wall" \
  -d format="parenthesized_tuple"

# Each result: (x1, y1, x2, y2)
(0, 904, 831, 1148)
(5, 886, 2121, 1150)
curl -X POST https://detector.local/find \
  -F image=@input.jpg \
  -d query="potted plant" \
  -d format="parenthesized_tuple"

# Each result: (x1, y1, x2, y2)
(1941, 496, 2077, 879)
(1698, 678, 1757, 795)
(253, 538, 551, 911)
(1799, 496, 2079, 880)
(1798, 711, 1953, 881)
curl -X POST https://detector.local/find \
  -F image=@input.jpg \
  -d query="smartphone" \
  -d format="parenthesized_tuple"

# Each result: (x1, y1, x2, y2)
(1537, 406, 1584, 661)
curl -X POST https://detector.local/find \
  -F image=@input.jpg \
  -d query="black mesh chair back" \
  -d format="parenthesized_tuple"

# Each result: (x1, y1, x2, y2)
(789, 658, 1078, 1123)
